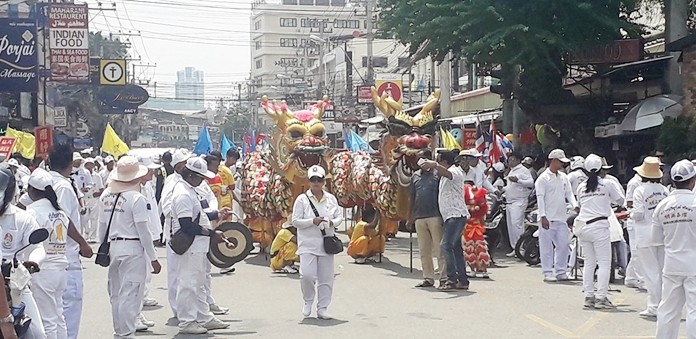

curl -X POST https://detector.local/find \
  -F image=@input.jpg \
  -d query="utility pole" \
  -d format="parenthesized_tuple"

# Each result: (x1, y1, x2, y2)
(439, 54, 452, 118)
(366, 0, 375, 117)
(664, 0, 689, 95)
(317, 19, 327, 99)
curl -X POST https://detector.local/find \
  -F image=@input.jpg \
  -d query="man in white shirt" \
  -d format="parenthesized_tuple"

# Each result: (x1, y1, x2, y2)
(504, 153, 534, 255)
(535, 149, 578, 282)
(625, 171, 645, 289)
(421, 150, 470, 290)
(567, 156, 588, 195)
(82, 158, 103, 243)
(654, 160, 696, 338)
(99, 156, 115, 187)
(465, 149, 497, 193)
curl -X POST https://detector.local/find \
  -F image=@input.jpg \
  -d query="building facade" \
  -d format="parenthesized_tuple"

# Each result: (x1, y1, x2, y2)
(175, 67, 205, 109)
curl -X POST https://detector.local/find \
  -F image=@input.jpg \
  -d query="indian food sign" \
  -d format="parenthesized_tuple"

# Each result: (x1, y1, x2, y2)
(48, 4, 89, 83)
(0, 18, 38, 92)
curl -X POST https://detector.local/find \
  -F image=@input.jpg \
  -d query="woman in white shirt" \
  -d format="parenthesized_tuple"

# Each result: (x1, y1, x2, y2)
(26, 169, 70, 339)
(575, 154, 625, 310)
(292, 165, 342, 320)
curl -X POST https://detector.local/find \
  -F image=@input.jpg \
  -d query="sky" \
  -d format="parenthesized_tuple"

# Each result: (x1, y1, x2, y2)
(85, 0, 253, 101)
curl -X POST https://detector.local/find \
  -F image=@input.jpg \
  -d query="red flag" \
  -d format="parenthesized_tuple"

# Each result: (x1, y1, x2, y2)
(488, 119, 502, 164)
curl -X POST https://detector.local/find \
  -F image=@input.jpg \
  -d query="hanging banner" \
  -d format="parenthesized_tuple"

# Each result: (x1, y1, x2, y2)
(375, 74, 403, 105)
(462, 128, 477, 149)
(34, 125, 53, 158)
(48, 4, 89, 83)
(0, 18, 39, 92)
(0, 137, 17, 160)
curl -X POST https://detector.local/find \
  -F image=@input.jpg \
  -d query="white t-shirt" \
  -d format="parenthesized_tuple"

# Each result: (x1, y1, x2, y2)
(632, 182, 669, 248)
(535, 169, 577, 223)
(141, 181, 161, 239)
(292, 190, 343, 256)
(576, 178, 625, 230)
(438, 165, 470, 222)
(653, 189, 696, 276)
(98, 189, 157, 261)
(72, 167, 93, 191)
(0, 205, 43, 263)
(567, 170, 588, 196)
(171, 181, 209, 253)
(27, 199, 69, 270)
(160, 172, 182, 241)
(50, 171, 82, 269)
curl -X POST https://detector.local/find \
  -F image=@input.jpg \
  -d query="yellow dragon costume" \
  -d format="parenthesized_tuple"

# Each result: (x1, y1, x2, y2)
(239, 89, 440, 258)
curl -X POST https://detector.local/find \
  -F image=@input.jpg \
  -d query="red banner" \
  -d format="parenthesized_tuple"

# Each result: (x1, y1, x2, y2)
(462, 128, 477, 149)
(35, 126, 53, 159)
(0, 137, 16, 160)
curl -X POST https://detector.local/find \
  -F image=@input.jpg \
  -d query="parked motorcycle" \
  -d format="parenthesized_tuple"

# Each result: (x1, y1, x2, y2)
(484, 196, 505, 261)
(0, 228, 49, 339)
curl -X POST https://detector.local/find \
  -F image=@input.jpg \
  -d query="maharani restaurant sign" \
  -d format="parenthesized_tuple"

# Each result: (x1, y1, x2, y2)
(568, 39, 642, 65)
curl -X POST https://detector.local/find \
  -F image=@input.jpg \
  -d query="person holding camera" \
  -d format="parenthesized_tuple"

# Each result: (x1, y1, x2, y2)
(292, 165, 342, 319)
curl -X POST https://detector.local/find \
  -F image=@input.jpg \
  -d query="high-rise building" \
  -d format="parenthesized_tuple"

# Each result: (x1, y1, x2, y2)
(175, 67, 205, 109)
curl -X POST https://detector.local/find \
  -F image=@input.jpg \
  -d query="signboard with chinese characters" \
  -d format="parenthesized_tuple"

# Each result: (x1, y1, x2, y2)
(462, 128, 477, 148)
(376, 74, 403, 105)
(357, 86, 372, 104)
(0, 18, 38, 92)
(48, 4, 89, 83)
(53, 106, 67, 127)
(34, 125, 53, 158)
(0, 137, 16, 160)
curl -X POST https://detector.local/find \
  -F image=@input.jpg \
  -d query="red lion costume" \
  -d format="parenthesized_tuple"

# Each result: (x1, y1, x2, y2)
(462, 184, 490, 275)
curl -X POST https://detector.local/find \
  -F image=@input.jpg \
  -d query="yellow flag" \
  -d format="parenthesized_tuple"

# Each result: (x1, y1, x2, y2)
(440, 128, 461, 150)
(6, 127, 35, 159)
(102, 123, 129, 157)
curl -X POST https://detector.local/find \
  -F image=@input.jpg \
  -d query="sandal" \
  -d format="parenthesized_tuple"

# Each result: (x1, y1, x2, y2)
(437, 281, 457, 290)
(415, 280, 434, 288)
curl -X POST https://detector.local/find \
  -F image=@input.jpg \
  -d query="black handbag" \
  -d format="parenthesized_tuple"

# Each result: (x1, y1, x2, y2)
(305, 194, 343, 255)
(169, 214, 201, 255)
(95, 193, 121, 267)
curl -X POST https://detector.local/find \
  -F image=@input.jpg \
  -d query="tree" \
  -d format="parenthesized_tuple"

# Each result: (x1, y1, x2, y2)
(378, 0, 644, 104)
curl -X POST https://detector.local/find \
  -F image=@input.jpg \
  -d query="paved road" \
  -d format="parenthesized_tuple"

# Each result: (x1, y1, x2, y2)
(79, 232, 685, 338)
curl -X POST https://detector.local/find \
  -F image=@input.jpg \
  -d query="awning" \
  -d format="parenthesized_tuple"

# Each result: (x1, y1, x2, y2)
(439, 111, 502, 126)
(360, 115, 386, 124)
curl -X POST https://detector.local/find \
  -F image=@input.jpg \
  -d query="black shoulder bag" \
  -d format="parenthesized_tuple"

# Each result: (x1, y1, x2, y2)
(305, 194, 343, 255)
(95, 193, 122, 267)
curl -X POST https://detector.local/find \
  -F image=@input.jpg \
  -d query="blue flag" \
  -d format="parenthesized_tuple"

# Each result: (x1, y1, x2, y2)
(220, 133, 236, 156)
(193, 126, 213, 155)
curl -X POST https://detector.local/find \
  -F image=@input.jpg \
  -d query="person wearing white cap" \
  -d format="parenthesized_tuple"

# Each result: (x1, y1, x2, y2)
(0, 165, 47, 339)
(630, 156, 669, 318)
(25, 168, 72, 339)
(504, 153, 534, 256)
(71, 152, 92, 197)
(599, 157, 626, 196)
(567, 156, 588, 196)
(292, 165, 343, 319)
(170, 157, 231, 334)
(47, 144, 93, 339)
(535, 149, 577, 282)
(99, 156, 115, 187)
(464, 148, 498, 194)
(521, 156, 538, 182)
(490, 162, 506, 192)
(654, 159, 696, 338)
(575, 154, 625, 309)
(97, 156, 161, 338)
(81, 158, 104, 243)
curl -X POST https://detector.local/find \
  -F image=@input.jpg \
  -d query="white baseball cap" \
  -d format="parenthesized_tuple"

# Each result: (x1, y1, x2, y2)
(584, 154, 603, 173)
(72, 152, 84, 161)
(139, 156, 162, 169)
(185, 157, 215, 179)
(104, 156, 115, 164)
(7, 159, 19, 168)
(521, 156, 534, 165)
(492, 162, 505, 172)
(84, 157, 95, 164)
(671, 159, 696, 182)
(28, 168, 53, 190)
(172, 149, 192, 167)
(308, 165, 326, 179)
(548, 149, 570, 163)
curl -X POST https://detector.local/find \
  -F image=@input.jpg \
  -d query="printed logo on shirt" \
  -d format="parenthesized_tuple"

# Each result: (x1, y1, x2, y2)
(2, 233, 12, 250)
(47, 218, 67, 255)
(659, 204, 695, 225)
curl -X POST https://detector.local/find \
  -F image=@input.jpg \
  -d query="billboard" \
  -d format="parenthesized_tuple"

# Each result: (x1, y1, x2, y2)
(48, 4, 89, 82)
(0, 18, 38, 92)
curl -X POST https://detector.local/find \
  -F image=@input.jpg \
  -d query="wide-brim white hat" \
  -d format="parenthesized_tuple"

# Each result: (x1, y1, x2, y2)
(109, 156, 149, 193)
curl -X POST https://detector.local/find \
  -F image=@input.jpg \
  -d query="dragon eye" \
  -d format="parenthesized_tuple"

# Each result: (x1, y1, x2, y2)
(313, 130, 325, 138)
(290, 130, 303, 139)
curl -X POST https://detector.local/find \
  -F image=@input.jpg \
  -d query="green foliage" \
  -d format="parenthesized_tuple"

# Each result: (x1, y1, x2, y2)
(657, 116, 696, 162)
(378, 0, 644, 103)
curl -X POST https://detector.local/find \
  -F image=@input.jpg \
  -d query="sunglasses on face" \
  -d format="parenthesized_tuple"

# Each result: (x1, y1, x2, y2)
(309, 177, 325, 183)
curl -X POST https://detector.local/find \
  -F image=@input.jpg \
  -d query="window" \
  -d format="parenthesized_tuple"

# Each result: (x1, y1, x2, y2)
(309, 58, 318, 67)
(301, 18, 318, 28)
(315, 0, 329, 5)
(277, 58, 299, 67)
(255, 59, 263, 69)
(254, 20, 261, 30)
(334, 19, 360, 29)
(255, 41, 262, 50)
(254, 77, 263, 87)
(280, 18, 297, 27)
(331, 0, 345, 5)
(398, 57, 410, 68)
(280, 38, 298, 47)
(362, 56, 388, 67)
(282, 0, 297, 4)
(299, 0, 313, 4)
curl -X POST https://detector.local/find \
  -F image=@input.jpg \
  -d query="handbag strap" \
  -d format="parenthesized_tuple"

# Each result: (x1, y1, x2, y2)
(305, 193, 328, 236)
(101, 193, 122, 244)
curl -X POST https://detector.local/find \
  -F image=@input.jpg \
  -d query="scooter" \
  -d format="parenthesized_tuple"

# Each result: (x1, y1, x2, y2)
(484, 195, 505, 261)
(0, 228, 49, 339)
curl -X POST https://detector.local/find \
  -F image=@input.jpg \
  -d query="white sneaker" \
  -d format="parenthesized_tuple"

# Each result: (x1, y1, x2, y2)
(179, 322, 208, 334)
(134, 320, 148, 332)
(317, 309, 333, 320)
(543, 275, 557, 282)
(203, 317, 230, 330)
(625, 281, 643, 289)
(143, 298, 158, 307)
(556, 274, 570, 281)
(137, 314, 155, 327)
(302, 303, 311, 317)
(283, 265, 298, 274)
(355, 257, 367, 264)
(506, 251, 516, 257)
(209, 303, 229, 315)
(639, 309, 657, 318)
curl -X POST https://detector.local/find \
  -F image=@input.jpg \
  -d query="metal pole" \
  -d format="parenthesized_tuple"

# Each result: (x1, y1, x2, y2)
(365, 0, 374, 87)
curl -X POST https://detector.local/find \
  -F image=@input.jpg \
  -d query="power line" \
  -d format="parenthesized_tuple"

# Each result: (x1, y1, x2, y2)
(122, 0, 363, 14)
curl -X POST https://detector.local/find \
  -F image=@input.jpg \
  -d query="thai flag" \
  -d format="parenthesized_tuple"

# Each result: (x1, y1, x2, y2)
(474, 115, 488, 156)
(488, 119, 502, 164)
(498, 131, 514, 159)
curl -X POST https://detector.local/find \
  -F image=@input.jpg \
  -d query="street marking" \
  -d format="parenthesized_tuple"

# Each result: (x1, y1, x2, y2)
(526, 314, 575, 337)
(527, 297, 629, 338)
(575, 297, 625, 336)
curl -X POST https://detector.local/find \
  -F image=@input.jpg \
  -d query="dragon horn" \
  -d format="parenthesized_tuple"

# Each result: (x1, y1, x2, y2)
(371, 86, 393, 117)
(313, 95, 329, 120)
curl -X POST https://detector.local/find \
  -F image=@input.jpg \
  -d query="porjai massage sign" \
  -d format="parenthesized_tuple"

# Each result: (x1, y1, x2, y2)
(0, 18, 38, 92)
(48, 4, 89, 83)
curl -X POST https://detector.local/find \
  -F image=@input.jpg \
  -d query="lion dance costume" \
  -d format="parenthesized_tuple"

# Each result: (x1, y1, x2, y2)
(463, 185, 490, 275)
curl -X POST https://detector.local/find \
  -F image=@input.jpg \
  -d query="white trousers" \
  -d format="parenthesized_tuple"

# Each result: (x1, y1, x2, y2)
(33, 269, 67, 339)
(579, 225, 612, 299)
(19, 286, 46, 339)
(299, 254, 334, 311)
(625, 227, 644, 285)
(205, 261, 216, 305)
(657, 274, 696, 339)
(81, 203, 98, 241)
(539, 220, 570, 276)
(63, 269, 83, 339)
(108, 243, 147, 337)
(506, 198, 528, 249)
(175, 251, 214, 327)
(166, 245, 179, 317)
(637, 245, 665, 314)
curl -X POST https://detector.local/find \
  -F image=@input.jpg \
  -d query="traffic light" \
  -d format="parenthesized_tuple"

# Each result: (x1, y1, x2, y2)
(489, 64, 514, 99)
